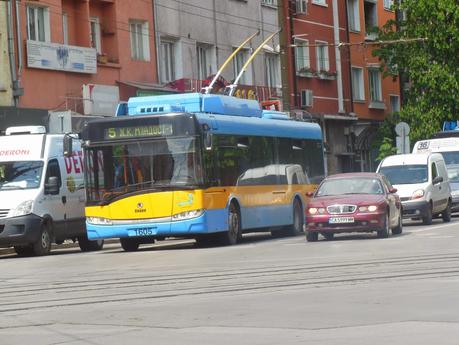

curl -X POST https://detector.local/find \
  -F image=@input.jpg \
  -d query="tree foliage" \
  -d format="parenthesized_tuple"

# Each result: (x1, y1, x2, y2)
(373, 0, 459, 143)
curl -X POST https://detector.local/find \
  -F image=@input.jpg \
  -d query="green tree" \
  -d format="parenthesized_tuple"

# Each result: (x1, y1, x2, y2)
(373, 0, 459, 143)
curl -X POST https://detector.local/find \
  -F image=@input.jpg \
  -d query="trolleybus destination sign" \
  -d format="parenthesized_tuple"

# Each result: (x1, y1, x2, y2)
(104, 124, 173, 139)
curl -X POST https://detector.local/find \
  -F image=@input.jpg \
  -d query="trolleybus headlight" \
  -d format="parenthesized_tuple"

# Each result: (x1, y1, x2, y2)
(8, 200, 33, 217)
(87, 217, 113, 225)
(172, 209, 204, 221)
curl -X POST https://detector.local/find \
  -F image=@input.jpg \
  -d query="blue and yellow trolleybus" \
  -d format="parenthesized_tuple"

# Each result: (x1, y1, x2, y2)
(80, 93, 325, 251)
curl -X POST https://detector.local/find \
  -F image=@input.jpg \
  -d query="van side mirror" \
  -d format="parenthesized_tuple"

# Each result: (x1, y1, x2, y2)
(63, 134, 73, 157)
(433, 176, 443, 185)
(389, 187, 397, 194)
(45, 176, 60, 195)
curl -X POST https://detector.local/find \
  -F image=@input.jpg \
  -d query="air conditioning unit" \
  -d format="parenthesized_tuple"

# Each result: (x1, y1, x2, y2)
(301, 89, 313, 108)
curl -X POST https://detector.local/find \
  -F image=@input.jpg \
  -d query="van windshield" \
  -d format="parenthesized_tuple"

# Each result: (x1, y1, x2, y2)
(0, 161, 44, 190)
(379, 165, 428, 185)
(439, 151, 459, 182)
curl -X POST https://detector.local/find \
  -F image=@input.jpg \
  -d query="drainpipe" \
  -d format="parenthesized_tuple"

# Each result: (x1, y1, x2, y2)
(6, 0, 18, 105)
(332, 0, 344, 113)
(15, 1, 23, 84)
(153, 0, 161, 83)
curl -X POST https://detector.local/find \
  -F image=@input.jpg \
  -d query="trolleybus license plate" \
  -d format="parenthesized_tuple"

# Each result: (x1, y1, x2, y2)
(329, 217, 354, 224)
(129, 228, 154, 236)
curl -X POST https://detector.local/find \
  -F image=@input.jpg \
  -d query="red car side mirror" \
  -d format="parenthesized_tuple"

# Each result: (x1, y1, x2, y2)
(306, 191, 314, 197)
(389, 188, 397, 194)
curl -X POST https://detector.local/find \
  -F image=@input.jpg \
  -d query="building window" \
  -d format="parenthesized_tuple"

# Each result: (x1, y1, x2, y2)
(347, 0, 360, 32)
(364, 0, 378, 39)
(62, 12, 68, 45)
(368, 68, 383, 102)
(352, 67, 365, 101)
(384, 0, 394, 10)
(295, 39, 310, 72)
(160, 40, 175, 83)
(312, 0, 327, 5)
(90, 17, 101, 54)
(26, 5, 50, 42)
(130, 20, 150, 61)
(265, 53, 279, 88)
(197, 44, 212, 80)
(315, 41, 329, 72)
(233, 48, 251, 85)
(390, 95, 400, 113)
(261, 0, 276, 5)
(301, 89, 313, 107)
(295, 0, 307, 13)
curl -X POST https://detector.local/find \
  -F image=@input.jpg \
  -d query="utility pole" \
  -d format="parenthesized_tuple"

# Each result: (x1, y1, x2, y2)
(277, 0, 292, 112)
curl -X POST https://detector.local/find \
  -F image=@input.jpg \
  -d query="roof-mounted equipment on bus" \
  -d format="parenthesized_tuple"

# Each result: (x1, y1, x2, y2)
(226, 29, 281, 97)
(203, 31, 260, 95)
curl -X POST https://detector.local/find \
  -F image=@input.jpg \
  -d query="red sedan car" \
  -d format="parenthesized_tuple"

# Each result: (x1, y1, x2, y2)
(305, 172, 402, 241)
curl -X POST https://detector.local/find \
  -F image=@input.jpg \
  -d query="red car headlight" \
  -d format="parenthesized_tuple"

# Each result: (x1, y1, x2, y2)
(359, 205, 378, 212)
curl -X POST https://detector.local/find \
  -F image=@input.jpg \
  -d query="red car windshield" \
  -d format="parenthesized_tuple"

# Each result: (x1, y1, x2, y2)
(316, 177, 384, 196)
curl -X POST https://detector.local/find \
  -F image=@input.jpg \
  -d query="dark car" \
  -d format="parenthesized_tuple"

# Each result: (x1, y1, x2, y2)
(305, 172, 402, 241)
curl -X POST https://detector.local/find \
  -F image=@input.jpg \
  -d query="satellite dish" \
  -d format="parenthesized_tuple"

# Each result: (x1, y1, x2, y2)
(395, 122, 410, 136)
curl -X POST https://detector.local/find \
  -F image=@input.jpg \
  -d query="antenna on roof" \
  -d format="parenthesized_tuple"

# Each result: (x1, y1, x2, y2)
(226, 29, 281, 97)
(203, 31, 260, 95)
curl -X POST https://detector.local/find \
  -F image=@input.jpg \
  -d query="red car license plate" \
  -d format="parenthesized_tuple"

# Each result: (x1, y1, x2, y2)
(329, 217, 354, 224)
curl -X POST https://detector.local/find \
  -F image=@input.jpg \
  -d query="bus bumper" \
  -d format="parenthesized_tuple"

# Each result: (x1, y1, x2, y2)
(86, 209, 228, 240)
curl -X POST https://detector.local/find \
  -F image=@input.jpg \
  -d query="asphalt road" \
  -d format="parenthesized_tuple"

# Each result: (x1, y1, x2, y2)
(1, 217, 459, 345)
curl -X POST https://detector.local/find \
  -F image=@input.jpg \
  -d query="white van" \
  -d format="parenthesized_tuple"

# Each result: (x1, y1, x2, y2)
(0, 126, 103, 256)
(413, 138, 459, 212)
(376, 153, 451, 225)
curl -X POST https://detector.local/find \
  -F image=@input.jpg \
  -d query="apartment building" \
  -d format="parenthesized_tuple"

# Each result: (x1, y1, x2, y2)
(347, 0, 400, 171)
(284, 0, 400, 173)
(4, 0, 157, 118)
(154, 0, 282, 101)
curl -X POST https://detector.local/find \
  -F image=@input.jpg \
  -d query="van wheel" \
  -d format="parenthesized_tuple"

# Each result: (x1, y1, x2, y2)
(78, 235, 104, 251)
(32, 223, 52, 256)
(442, 201, 452, 223)
(120, 238, 140, 252)
(422, 203, 433, 225)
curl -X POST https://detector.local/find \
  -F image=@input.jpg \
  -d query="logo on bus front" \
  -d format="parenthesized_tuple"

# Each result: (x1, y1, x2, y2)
(135, 202, 146, 213)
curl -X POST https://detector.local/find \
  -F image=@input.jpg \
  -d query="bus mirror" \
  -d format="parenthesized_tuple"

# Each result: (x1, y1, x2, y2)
(202, 125, 212, 150)
(63, 134, 73, 157)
